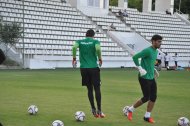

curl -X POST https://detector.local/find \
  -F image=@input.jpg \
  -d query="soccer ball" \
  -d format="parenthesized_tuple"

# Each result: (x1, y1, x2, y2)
(52, 120, 64, 126)
(122, 106, 129, 116)
(177, 117, 190, 126)
(75, 111, 85, 121)
(28, 105, 38, 115)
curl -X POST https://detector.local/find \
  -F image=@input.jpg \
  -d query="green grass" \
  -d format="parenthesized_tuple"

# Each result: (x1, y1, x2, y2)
(0, 69, 190, 126)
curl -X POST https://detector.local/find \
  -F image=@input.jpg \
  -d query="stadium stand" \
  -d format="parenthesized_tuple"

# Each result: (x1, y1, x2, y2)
(110, 6, 190, 58)
(0, 0, 130, 68)
(0, 0, 190, 68)
(88, 14, 131, 32)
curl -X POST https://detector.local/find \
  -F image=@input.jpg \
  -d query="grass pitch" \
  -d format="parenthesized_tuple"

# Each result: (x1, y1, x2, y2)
(0, 69, 189, 126)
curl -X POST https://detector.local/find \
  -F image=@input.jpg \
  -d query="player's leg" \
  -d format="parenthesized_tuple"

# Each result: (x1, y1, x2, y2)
(144, 79, 157, 123)
(133, 77, 151, 107)
(94, 85, 101, 112)
(166, 61, 169, 67)
(91, 68, 105, 118)
(175, 61, 178, 67)
(127, 77, 151, 120)
(80, 68, 96, 116)
(86, 84, 96, 111)
(147, 101, 155, 114)
(94, 85, 104, 117)
(87, 84, 99, 117)
(147, 79, 157, 112)
(159, 60, 162, 70)
(133, 99, 144, 108)
(0, 49, 6, 64)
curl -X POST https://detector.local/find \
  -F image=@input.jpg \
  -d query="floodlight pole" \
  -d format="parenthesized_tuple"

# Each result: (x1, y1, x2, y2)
(22, 0, 25, 68)
(179, 0, 181, 12)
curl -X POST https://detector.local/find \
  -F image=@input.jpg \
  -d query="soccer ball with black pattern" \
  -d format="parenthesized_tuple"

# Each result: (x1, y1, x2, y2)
(178, 117, 190, 126)
(122, 106, 129, 116)
(28, 105, 38, 115)
(75, 111, 85, 121)
(52, 120, 64, 126)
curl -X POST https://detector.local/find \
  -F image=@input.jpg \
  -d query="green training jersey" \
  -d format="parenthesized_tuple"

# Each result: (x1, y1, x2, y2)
(133, 46, 158, 80)
(74, 37, 101, 68)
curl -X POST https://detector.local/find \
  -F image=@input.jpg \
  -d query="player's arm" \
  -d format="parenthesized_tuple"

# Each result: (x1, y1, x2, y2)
(72, 42, 79, 58)
(132, 49, 150, 76)
(72, 42, 79, 67)
(154, 68, 159, 78)
(95, 43, 102, 67)
(132, 49, 150, 66)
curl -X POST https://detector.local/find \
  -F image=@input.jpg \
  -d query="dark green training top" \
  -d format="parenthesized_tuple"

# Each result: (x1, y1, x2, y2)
(133, 46, 158, 80)
(72, 37, 102, 68)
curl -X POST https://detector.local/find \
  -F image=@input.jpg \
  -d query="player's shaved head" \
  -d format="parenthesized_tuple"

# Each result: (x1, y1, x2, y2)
(86, 29, 95, 37)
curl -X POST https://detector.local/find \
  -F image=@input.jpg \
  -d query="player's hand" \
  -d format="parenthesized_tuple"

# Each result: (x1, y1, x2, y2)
(99, 59, 102, 67)
(72, 58, 77, 68)
(154, 68, 159, 78)
(137, 66, 147, 76)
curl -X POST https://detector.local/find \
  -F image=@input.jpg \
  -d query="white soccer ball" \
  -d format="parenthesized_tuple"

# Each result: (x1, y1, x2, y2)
(28, 105, 38, 115)
(122, 106, 129, 116)
(178, 117, 190, 126)
(52, 120, 64, 126)
(75, 111, 85, 121)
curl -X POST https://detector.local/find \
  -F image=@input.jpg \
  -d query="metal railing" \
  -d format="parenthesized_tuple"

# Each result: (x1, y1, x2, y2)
(175, 9, 184, 15)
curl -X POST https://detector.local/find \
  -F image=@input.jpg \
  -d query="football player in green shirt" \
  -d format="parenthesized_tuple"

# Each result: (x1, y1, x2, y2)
(126, 35, 162, 123)
(72, 29, 105, 118)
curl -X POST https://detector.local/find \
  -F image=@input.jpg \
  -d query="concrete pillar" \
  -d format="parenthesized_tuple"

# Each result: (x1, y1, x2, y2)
(143, 0, 152, 12)
(155, 0, 174, 13)
(118, 0, 128, 8)
(68, 0, 78, 7)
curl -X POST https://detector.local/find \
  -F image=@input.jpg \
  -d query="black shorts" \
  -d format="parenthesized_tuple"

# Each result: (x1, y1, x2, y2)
(138, 77, 157, 102)
(80, 68, 101, 87)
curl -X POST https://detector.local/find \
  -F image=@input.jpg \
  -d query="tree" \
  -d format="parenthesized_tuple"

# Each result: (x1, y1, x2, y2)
(128, 0, 142, 11)
(0, 19, 22, 57)
(109, 0, 118, 6)
(109, 0, 190, 16)
(109, 0, 142, 11)
(174, 0, 190, 15)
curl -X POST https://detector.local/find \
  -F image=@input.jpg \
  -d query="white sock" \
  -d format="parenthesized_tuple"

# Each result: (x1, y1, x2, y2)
(129, 106, 135, 112)
(144, 112, 151, 118)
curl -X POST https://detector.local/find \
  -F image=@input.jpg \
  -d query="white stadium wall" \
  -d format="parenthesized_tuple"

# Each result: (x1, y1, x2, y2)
(24, 56, 135, 69)
(68, 0, 78, 7)
(155, 0, 174, 13)
(143, 0, 152, 12)
(109, 32, 151, 53)
(143, 0, 174, 13)
(68, 0, 109, 16)
(118, 0, 128, 9)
